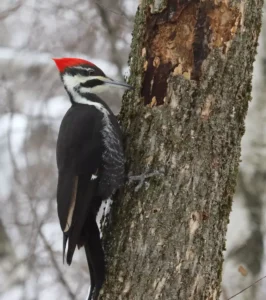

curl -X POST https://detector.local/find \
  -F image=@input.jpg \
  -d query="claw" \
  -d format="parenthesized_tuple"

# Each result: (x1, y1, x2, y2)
(128, 170, 163, 192)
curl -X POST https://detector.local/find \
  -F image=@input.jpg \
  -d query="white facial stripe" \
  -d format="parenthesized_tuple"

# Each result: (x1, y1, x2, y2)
(63, 74, 110, 112)
(64, 176, 78, 232)
(63, 74, 87, 90)
(79, 85, 107, 94)
(72, 66, 94, 71)
(63, 74, 110, 99)
(86, 76, 108, 82)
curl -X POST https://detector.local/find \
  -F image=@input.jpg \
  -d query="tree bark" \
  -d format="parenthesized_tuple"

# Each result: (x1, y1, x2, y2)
(100, 0, 263, 299)
(222, 3, 266, 298)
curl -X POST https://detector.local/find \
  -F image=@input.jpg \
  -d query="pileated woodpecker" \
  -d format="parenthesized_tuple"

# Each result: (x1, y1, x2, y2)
(53, 58, 132, 300)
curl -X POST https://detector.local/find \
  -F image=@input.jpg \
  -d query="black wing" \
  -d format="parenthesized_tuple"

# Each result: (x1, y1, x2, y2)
(56, 104, 103, 262)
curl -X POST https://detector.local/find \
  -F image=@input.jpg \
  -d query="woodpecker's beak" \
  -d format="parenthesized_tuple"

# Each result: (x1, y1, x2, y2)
(103, 78, 133, 90)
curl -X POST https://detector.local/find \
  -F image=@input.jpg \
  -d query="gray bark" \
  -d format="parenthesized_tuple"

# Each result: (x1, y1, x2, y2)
(222, 4, 266, 298)
(100, 0, 264, 299)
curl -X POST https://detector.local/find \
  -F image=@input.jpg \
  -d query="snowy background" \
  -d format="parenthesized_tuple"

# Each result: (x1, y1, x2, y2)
(0, 1, 265, 300)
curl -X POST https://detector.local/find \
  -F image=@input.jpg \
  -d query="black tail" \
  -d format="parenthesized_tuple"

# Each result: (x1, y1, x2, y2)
(65, 175, 98, 265)
(85, 217, 105, 300)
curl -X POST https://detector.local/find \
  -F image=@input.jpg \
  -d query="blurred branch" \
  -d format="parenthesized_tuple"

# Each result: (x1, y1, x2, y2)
(94, 1, 131, 21)
(0, 218, 14, 259)
(39, 229, 76, 300)
(227, 171, 264, 276)
(94, 1, 125, 77)
(0, 0, 23, 20)
(5, 105, 75, 300)
(227, 275, 266, 300)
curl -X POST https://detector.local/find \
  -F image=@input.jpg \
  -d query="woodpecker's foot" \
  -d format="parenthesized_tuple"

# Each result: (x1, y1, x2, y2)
(127, 170, 163, 192)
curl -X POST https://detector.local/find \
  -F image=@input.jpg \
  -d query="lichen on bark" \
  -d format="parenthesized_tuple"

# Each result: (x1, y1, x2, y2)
(100, 0, 264, 299)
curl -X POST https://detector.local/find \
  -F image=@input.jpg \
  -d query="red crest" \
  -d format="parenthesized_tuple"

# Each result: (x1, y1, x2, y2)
(53, 58, 95, 73)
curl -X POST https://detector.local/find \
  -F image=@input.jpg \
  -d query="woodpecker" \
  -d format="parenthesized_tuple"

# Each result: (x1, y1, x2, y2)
(53, 58, 131, 300)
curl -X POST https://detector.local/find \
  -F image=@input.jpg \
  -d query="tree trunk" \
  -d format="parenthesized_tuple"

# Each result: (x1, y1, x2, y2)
(100, 1, 263, 299)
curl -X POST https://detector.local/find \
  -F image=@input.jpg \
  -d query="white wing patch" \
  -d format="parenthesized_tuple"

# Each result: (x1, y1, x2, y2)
(96, 198, 113, 238)
(91, 174, 98, 180)
(64, 176, 78, 232)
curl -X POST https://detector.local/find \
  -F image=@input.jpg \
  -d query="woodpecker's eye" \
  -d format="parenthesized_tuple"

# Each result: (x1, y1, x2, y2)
(69, 66, 94, 77)
(79, 69, 94, 77)
(86, 69, 94, 76)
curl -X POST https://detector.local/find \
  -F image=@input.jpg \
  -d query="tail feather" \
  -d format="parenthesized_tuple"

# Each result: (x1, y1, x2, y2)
(66, 232, 76, 265)
(85, 217, 105, 300)
(66, 175, 98, 265)
(58, 172, 104, 298)
(63, 233, 68, 264)
(85, 247, 95, 300)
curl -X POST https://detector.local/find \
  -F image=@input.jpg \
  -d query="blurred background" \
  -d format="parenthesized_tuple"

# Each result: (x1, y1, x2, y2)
(0, 1, 265, 300)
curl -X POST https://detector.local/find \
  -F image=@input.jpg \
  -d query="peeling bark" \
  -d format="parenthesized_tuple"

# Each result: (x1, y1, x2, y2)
(100, 0, 263, 299)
